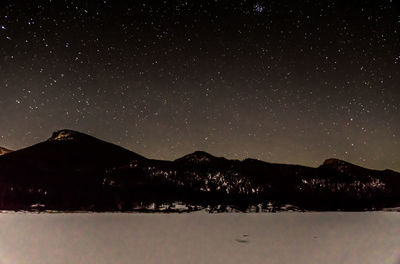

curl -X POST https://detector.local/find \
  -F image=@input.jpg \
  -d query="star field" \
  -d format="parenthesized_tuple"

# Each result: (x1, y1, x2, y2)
(0, 1, 399, 170)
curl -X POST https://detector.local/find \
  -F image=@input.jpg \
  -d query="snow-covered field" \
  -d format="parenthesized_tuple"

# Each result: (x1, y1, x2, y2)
(0, 212, 399, 264)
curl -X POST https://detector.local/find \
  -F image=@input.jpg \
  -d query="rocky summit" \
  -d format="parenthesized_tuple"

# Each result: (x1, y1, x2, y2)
(0, 147, 12, 156)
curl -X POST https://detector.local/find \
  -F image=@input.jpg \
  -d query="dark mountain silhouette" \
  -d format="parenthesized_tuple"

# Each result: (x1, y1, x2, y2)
(0, 129, 399, 212)
(175, 151, 224, 164)
(0, 130, 145, 210)
(0, 147, 12, 156)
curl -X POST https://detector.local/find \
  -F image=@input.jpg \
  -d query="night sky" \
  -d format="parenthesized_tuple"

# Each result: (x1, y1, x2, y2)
(0, 1, 399, 171)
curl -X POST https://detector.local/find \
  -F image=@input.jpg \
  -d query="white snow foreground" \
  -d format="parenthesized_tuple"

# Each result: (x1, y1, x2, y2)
(0, 212, 399, 264)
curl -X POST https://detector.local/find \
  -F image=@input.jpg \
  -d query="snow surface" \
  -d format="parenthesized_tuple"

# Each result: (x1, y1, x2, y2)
(0, 212, 399, 264)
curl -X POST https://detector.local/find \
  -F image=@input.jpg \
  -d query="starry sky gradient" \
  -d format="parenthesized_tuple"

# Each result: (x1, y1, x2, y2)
(0, 0, 399, 170)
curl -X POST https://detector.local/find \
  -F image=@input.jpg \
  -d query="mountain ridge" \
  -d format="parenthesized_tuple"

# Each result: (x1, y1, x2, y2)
(2, 129, 396, 172)
(0, 129, 398, 212)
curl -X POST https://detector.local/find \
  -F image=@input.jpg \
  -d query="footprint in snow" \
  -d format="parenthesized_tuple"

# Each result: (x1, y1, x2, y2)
(235, 234, 249, 243)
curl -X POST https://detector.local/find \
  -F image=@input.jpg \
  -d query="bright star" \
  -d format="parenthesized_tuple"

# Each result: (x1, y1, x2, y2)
(253, 4, 264, 13)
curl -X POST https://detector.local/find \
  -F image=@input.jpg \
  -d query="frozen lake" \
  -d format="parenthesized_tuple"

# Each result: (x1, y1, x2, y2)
(0, 212, 399, 264)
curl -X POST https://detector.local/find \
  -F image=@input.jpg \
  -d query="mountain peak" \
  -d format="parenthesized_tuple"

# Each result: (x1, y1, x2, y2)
(48, 129, 89, 142)
(323, 158, 349, 167)
(0, 146, 12, 156)
(175, 151, 217, 163)
(322, 158, 366, 174)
